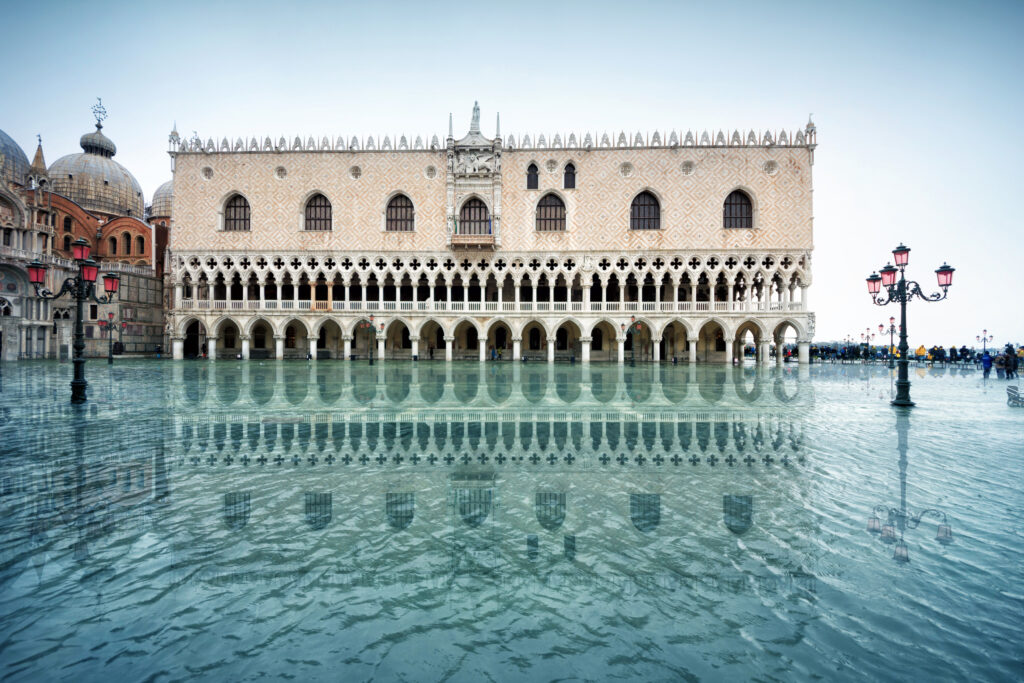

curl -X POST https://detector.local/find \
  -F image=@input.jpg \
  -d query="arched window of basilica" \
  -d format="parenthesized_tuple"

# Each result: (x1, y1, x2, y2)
(526, 163, 539, 190)
(304, 193, 332, 231)
(563, 163, 576, 189)
(723, 190, 753, 229)
(63, 216, 72, 233)
(108, 237, 117, 255)
(122, 233, 132, 255)
(385, 194, 414, 232)
(224, 194, 251, 231)
(136, 235, 145, 254)
(458, 198, 490, 235)
(63, 236, 71, 251)
(536, 193, 566, 232)
(630, 191, 660, 230)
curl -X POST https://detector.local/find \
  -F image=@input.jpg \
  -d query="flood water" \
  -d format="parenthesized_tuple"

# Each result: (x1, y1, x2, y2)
(0, 360, 1021, 681)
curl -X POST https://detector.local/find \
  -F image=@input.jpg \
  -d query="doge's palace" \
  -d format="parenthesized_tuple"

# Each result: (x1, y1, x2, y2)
(167, 103, 816, 363)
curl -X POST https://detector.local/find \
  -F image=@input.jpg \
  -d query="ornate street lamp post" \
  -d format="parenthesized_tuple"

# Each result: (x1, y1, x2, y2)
(862, 329, 876, 360)
(621, 316, 641, 365)
(866, 244, 954, 407)
(976, 329, 993, 355)
(97, 311, 127, 365)
(27, 239, 121, 404)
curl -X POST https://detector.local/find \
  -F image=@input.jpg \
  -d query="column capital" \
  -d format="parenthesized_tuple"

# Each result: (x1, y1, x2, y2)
(443, 336, 455, 343)
(511, 336, 522, 342)
(341, 334, 353, 341)
(409, 335, 420, 342)
(579, 336, 592, 343)
(239, 334, 250, 341)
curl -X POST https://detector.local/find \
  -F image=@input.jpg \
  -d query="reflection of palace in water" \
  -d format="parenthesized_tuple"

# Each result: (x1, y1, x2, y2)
(1, 363, 816, 588)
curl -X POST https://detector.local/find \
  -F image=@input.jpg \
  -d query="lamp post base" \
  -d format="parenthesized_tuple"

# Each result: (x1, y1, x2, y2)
(890, 398, 916, 407)
(70, 378, 88, 404)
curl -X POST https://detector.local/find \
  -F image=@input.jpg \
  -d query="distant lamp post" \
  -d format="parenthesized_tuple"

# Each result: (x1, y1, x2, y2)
(28, 239, 120, 404)
(97, 311, 127, 365)
(621, 316, 641, 365)
(861, 329, 876, 358)
(976, 330, 993, 354)
(357, 314, 376, 364)
(866, 244, 954, 407)
(880, 317, 897, 368)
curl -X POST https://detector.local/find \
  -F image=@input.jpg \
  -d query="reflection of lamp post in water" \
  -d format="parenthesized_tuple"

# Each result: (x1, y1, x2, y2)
(867, 410, 953, 563)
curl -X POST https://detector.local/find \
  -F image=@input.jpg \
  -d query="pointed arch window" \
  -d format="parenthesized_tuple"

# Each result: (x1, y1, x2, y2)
(458, 198, 490, 235)
(385, 194, 414, 232)
(536, 193, 566, 232)
(224, 194, 251, 231)
(630, 191, 660, 230)
(526, 163, 539, 190)
(723, 190, 753, 229)
(304, 193, 332, 231)
(563, 163, 576, 189)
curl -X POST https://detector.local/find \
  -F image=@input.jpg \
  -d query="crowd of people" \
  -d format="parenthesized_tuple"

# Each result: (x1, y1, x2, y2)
(776, 342, 1023, 377)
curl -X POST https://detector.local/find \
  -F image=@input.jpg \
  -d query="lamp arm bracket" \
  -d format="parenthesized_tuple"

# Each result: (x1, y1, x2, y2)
(905, 281, 947, 303)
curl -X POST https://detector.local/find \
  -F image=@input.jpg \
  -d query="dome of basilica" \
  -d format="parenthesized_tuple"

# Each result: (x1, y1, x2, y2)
(47, 123, 144, 218)
(150, 179, 173, 219)
(0, 129, 30, 187)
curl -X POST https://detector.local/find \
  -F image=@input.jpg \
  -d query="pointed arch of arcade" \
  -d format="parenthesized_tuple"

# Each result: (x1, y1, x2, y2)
(312, 318, 344, 358)
(734, 318, 769, 362)
(661, 319, 693, 361)
(416, 319, 446, 358)
(485, 317, 515, 356)
(520, 319, 550, 353)
(587, 318, 620, 361)
(176, 315, 208, 338)
(279, 317, 311, 352)
(451, 318, 483, 357)
(553, 317, 583, 353)
(384, 317, 413, 358)
(697, 318, 732, 363)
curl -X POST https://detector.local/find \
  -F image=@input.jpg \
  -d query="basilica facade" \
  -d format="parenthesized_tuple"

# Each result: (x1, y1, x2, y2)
(168, 104, 816, 363)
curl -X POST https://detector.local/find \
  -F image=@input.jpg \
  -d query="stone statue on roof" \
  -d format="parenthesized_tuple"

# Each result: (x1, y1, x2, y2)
(470, 101, 480, 133)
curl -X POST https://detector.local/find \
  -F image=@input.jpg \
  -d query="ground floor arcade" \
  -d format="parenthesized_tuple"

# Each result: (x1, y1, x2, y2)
(169, 313, 814, 364)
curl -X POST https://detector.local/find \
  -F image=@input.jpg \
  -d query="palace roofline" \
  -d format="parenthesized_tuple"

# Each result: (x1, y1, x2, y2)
(169, 124, 818, 155)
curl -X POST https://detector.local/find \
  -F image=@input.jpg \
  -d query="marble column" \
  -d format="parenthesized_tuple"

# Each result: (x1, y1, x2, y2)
(688, 339, 697, 364)
(208, 335, 218, 361)
(172, 336, 184, 360)
(547, 338, 555, 363)
(241, 335, 250, 360)
(580, 336, 591, 363)
(275, 335, 285, 360)
(309, 337, 317, 360)
(377, 336, 386, 361)
(652, 337, 661, 363)
(479, 341, 486, 362)
(798, 340, 810, 365)
(410, 334, 419, 360)
(444, 335, 454, 362)
(617, 337, 625, 364)
(512, 336, 522, 361)
(759, 340, 770, 365)
(343, 334, 352, 360)
(724, 339, 733, 365)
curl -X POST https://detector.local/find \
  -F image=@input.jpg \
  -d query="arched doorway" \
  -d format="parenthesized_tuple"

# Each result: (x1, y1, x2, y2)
(215, 318, 241, 359)
(623, 318, 652, 362)
(453, 320, 480, 360)
(184, 320, 207, 358)
(521, 321, 547, 360)
(554, 320, 581, 360)
(734, 320, 764, 365)
(773, 321, 801, 365)
(249, 319, 273, 359)
(316, 319, 343, 359)
(697, 320, 727, 363)
(661, 321, 688, 362)
(419, 320, 444, 360)
(352, 318, 377, 360)
(589, 320, 617, 362)
(385, 320, 412, 359)
(486, 320, 512, 360)
(281, 319, 309, 358)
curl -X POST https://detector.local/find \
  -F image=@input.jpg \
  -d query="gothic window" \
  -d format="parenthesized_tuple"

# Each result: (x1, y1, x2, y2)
(385, 194, 414, 232)
(526, 163, 539, 189)
(630, 191, 660, 230)
(108, 237, 117, 255)
(563, 163, 576, 189)
(136, 235, 145, 254)
(536, 193, 566, 232)
(62, 235, 71, 251)
(122, 233, 131, 255)
(723, 190, 753, 229)
(458, 198, 490, 235)
(304, 193, 332, 231)
(224, 194, 251, 231)
(63, 216, 72, 233)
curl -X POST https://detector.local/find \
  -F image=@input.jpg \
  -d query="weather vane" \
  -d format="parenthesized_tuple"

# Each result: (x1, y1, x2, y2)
(92, 97, 107, 127)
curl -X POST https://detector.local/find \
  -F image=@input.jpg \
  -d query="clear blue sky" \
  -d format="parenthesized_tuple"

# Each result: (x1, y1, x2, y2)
(2, 0, 1021, 347)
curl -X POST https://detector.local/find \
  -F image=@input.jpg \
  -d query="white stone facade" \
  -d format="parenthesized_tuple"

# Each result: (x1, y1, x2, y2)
(167, 107, 816, 363)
